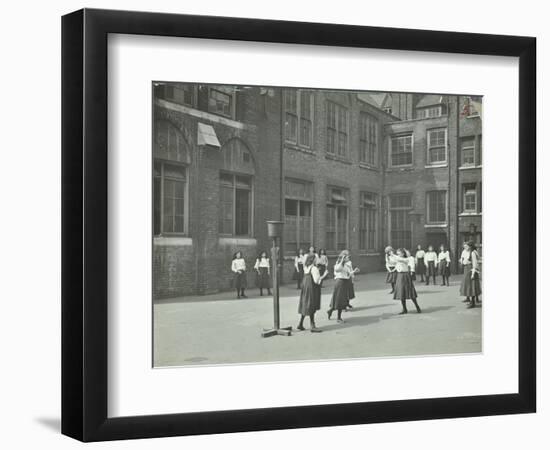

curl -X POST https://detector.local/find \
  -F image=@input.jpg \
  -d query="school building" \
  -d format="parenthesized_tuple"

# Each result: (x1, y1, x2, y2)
(153, 83, 482, 299)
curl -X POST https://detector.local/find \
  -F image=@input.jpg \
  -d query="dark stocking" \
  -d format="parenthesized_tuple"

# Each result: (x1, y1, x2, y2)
(412, 299, 421, 313)
(297, 315, 305, 330)
(236, 289, 241, 298)
(399, 300, 408, 314)
(240, 288, 246, 298)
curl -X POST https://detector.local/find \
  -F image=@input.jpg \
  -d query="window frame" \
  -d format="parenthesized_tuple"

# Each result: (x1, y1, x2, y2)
(426, 127, 448, 166)
(388, 193, 413, 250)
(218, 172, 254, 237)
(389, 133, 414, 168)
(284, 179, 314, 253)
(359, 112, 378, 166)
(359, 192, 378, 251)
(462, 183, 478, 214)
(284, 89, 314, 148)
(460, 137, 476, 168)
(207, 87, 236, 119)
(154, 160, 189, 236)
(326, 186, 349, 251)
(426, 190, 448, 224)
(326, 101, 349, 157)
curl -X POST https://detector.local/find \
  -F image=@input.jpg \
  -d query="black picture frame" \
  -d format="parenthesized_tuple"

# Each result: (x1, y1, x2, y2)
(61, 8, 536, 442)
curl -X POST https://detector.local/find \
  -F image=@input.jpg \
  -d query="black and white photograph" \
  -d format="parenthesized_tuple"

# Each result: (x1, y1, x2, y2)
(152, 83, 483, 367)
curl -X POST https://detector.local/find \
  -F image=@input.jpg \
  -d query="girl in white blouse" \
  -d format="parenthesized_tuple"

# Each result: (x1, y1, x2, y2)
(254, 251, 272, 296)
(415, 244, 426, 283)
(460, 241, 482, 308)
(294, 248, 306, 289)
(437, 244, 451, 286)
(231, 251, 247, 299)
(424, 245, 438, 285)
(317, 248, 329, 287)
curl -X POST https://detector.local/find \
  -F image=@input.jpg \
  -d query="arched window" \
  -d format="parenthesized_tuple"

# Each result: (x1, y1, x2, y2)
(154, 120, 190, 164)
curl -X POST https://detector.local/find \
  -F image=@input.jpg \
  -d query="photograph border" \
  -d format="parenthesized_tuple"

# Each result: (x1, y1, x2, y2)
(61, 8, 536, 441)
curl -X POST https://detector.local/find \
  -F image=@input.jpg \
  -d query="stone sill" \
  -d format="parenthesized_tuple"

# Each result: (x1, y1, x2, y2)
(154, 236, 193, 246)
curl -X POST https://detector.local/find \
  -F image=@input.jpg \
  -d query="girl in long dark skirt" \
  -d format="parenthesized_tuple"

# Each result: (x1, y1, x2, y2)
(385, 246, 397, 294)
(327, 250, 353, 323)
(254, 250, 272, 296)
(460, 241, 482, 308)
(297, 254, 328, 332)
(294, 248, 305, 289)
(391, 248, 421, 314)
(437, 244, 451, 286)
(459, 242, 471, 302)
(424, 245, 438, 285)
(317, 248, 329, 288)
(231, 251, 247, 299)
(415, 244, 426, 282)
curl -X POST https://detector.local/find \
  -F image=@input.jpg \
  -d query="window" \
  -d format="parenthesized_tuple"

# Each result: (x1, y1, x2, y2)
(284, 180, 313, 252)
(154, 161, 187, 235)
(359, 192, 378, 251)
(426, 191, 447, 224)
(326, 187, 348, 250)
(462, 183, 481, 214)
(219, 173, 252, 236)
(284, 90, 313, 147)
(359, 112, 378, 165)
(461, 137, 476, 167)
(427, 128, 447, 165)
(181, 85, 195, 106)
(326, 102, 348, 157)
(390, 134, 413, 167)
(389, 193, 412, 250)
(416, 106, 442, 119)
(208, 88, 234, 117)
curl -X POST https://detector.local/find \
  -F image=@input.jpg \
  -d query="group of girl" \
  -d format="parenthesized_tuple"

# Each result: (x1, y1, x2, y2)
(297, 249, 359, 333)
(231, 250, 273, 299)
(459, 241, 482, 308)
(293, 247, 329, 289)
(413, 244, 451, 286)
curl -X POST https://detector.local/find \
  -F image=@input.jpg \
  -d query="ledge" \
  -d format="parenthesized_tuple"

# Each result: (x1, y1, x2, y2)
(153, 236, 193, 246)
(425, 163, 448, 169)
(459, 165, 483, 170)
(218, 237, 257, 246)
(325, 153, 353, 165)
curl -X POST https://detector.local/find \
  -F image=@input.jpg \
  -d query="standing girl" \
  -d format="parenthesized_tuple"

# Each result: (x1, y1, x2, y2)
(297, 254, 328, 332)
(424, 245, 438, 285)
(391, 248, 422, 314)
(317, 248, 329, 287)
(254, 251, 272, 296)
(415, 244, 426, 283)
(231, 251, 247, 299)
(437, 244, 451, 286)
(460, 241, 482, 308)
(293, 248, 306, 289)
(385, 246, 397, 294)
(459, 242, 471, 303)
(327, 250, 353, 323)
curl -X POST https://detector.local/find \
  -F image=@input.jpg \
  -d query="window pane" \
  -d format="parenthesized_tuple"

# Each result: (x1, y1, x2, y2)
(219, 184, 234, 234)
(286, 113, 298, 142)
(154, 176, 161, 235)
(209, 89, 232, 116)
(427, 191, 446, 223)
(235, 188, 250, 235)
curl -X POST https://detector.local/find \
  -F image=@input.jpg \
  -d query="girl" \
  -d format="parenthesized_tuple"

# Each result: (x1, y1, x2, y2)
(459, 242, 470, 302)
(460, 241, 482, 308)
(385, 246, 397, 294)
(345, 255, 359, 309)
(297, 254, 328, 332)
(391, 248, 421, 314)
(294, 248, 305, 289)
(415, 244, 426, 283)
(231, 251, 247, 299)
(317, 249, 329, 287)
(308, 246, 319, 265)
(406, 249, 416, 281)
(327, 250, 353, 323)
(254, 251, 272, 296)
(437, 244, 451, 287)
(424, 245, 438, 285)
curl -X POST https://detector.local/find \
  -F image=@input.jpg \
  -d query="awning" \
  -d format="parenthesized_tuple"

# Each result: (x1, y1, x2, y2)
(197, 123, 221, 148)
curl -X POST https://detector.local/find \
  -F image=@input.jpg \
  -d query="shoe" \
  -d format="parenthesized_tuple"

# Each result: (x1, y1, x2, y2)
(297, 325, 305, 331)
(462, 299, 470, 303)
(241, 294, 247, 298)
(347, 304, 353, 309)
(389, 290, 394, 294)
(398, 310, 408, 315)
(416, 308, 422, 313)
(337, 318, 345, 323)
(327, 310, 332, 320)
(467, 303, 476, 309)
(310, 327, 322, 333)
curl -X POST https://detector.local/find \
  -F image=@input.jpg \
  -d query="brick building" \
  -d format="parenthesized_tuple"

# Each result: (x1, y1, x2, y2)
(152, 84, 482, 299)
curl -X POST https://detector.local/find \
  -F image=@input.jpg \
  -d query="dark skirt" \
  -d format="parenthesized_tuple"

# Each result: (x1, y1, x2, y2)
(317, 264, 326, 277)
(234, 271, 247, 290)
(386, 270, 397, 284)
(460, 265, 482, 296)
(393, 271, 417, 300)
(438, 261, 451, 277)
(330, 278, 351, 311)
(348, 280, 356, 300)
(298, 273, 321, 316)
(416, 257, 426, 275)
(256, 267, 271, 289)
(411, 271, 416, 281)
(293, 263, 304, 284)
(426, 261, 437, 277)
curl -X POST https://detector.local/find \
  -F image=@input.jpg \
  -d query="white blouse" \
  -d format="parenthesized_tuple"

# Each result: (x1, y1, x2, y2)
(390, 255, 410, 272)
(304, 264, 323, 284)
(460, 249, 470, 265)
(415, 250, 425, 259)
(437, 251, 451, 264)
(231, 258, 246, 273)
(317, 254, 329, 266)
(386, 253, 396, 271)
(334, 261, 353, 279)
(254, 257, 270, 270)
(424, 251, 437, 262)
(294, 255, 305, 269)
(408, 256, 416, 272)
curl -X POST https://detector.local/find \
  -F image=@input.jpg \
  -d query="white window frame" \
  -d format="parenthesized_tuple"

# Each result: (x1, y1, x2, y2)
(154, 160, 189, 236)
(389, 133, 414, 168)
(218, 172, 254, 237)
(463, 186, 478, 213)
(326, 101, 349, 157)
(359, 192, 378, 251)
(426, 127, 448, 166)
(207, 87, 236, 119)
(284, 90, 315, 148)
